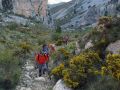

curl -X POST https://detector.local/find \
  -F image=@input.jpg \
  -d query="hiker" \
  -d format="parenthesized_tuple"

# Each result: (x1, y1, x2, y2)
(42, 44, 50, 69)
(42, 44, 49, 54)
(35, 52, 48, 77)
(63, 35, 69, 45)
(49, 44, 56, 55)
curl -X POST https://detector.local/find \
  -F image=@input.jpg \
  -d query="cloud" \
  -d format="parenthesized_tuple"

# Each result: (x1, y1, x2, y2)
(48, 0, 71, 4)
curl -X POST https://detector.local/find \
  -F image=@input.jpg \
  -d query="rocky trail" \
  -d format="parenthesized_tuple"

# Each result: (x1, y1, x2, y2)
(15, 41, 80, 90)
(16, 58, 54, 90)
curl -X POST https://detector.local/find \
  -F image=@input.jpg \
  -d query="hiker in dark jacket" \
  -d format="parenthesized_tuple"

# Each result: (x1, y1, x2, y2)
(42, 44, 49, 54)
(42, 44, 49, 70)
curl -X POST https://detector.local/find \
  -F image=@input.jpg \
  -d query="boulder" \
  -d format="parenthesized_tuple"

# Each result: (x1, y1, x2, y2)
(34, 77, 46, 82)
(25, 74, 32, 80)
(85, 40, 93, 49)
(106, 40, 120, 54)
(16, 87, 32, 90)
(26, 66, 34, 71)
(53, 79, 72, 90)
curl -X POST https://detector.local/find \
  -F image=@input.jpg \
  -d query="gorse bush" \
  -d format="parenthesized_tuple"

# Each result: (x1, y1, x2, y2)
(0, 50, 21, 90)
(63, 51, 101, 88)
(52, 51, 101, 88)
(98, 16, 113, 30)
(52, 52, 120, 89)
(101, 54, 120, 80)
(51, 63, 64, 78)
(19, 42, 33, 54)
(59, 48, 70, 60)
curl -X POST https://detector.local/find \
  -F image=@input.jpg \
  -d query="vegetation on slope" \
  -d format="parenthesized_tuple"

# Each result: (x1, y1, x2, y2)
(0, 16, 120, 90)
(51, 16, 120, 89)
(0, 22, 52, 90)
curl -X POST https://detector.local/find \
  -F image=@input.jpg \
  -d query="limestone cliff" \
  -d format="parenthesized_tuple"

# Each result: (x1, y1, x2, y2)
(0, 0, 48, 21)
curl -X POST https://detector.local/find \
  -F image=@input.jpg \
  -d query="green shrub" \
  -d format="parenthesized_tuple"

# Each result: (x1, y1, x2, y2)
(86, 76, 120, 90)
(0, 39, 6, 44)
(55, 40, 63, 46)
(0, 50, 21, 90)
(37, 39, 45, 45)
(51, 33, 61, 41)
(55, 26, 62, 33)
(75, 34, 79, 38)
(6, 22, 18, 30)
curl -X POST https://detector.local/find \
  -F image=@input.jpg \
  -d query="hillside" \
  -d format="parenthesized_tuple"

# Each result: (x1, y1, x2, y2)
(49, 0, 120, 29)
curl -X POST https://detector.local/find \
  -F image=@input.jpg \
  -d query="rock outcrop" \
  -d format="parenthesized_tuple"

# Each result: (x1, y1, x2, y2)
(49, 0, 120, 29)
(53, 79, 72, 90)
(0, 0, 48, 22)
(85, 40, 93, 49)
(106, 40, 120, 54)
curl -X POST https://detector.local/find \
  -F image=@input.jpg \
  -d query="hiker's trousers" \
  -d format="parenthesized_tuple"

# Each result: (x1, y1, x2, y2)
(38, 63, 48, 76)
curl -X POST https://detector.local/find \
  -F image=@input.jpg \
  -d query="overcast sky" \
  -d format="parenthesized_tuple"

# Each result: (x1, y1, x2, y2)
(48, 0, 71, 4)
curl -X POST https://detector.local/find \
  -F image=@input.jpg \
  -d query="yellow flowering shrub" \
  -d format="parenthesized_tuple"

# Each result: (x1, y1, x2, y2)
(52, 51, 101, 88)
(62, 51, 101, 88)
(51, 63, 64, 78)
(102, 54, 120, 80)
(59, 48, 70, 59)
(19, 42, 33, 53)
(98, 16, 112, 25)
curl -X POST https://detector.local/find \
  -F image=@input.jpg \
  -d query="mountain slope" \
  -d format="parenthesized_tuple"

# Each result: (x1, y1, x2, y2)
(49, 0, 120, 29)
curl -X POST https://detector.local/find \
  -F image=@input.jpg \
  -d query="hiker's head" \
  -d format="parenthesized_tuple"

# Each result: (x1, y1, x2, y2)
(43, 44, 47, 48)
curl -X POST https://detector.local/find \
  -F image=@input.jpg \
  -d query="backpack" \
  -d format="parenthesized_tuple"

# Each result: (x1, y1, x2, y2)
(35, 53, 46, 64)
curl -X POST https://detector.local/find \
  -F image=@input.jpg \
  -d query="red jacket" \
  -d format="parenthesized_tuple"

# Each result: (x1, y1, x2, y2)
(35, 54, 46, 64)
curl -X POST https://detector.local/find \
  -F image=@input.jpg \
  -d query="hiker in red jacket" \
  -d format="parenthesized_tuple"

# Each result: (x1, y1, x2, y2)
(35, 52, 47, 77)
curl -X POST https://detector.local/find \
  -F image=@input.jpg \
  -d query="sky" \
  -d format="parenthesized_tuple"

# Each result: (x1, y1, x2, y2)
(48, 0, 71, 4)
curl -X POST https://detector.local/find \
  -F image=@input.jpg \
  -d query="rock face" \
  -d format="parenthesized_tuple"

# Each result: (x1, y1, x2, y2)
(85, 40, 93, 49)
(0, 0, 48, 21)
(49, 0, 120, 29)
(106, 40, 120, 54)
(53, 79, 72, 90)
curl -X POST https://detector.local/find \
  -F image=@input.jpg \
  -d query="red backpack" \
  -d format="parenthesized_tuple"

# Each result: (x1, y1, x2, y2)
(35, 53, 46, 64)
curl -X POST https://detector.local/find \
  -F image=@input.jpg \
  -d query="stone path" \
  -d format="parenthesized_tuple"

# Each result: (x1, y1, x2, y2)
(16, 59, 54, 90)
